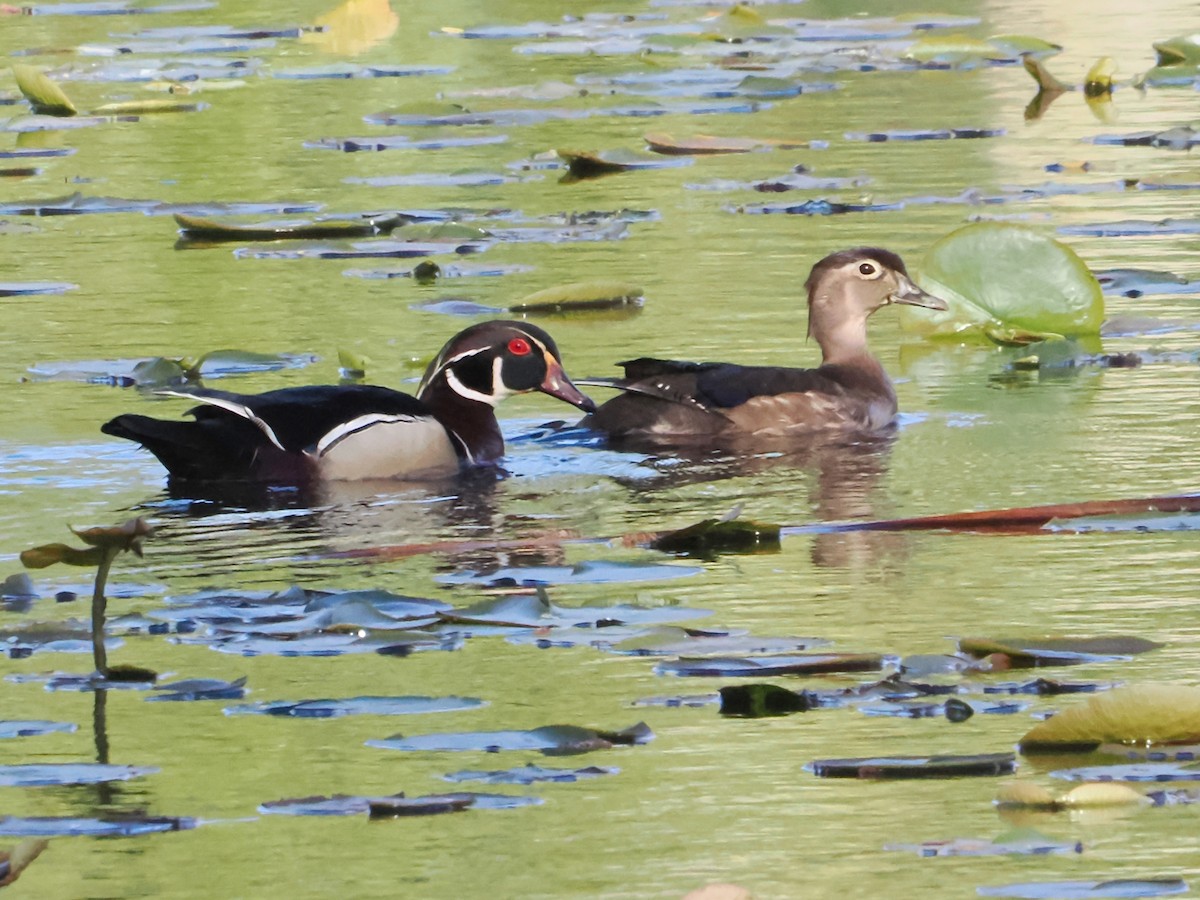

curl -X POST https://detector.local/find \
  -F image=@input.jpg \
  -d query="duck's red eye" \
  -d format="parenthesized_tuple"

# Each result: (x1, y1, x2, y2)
(507, 337, 532, 356)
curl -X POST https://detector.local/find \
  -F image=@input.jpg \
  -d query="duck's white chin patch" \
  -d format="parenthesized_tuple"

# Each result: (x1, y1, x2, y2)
(445, 365, 503, 406)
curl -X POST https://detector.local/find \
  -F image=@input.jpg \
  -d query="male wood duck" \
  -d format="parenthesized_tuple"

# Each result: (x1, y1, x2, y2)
(102, 320, 596, 483)
(580, 248, 947, 444)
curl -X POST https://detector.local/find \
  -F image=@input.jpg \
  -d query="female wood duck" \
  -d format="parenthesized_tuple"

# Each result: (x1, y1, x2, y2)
(580, 248, 947, 444)
(102, 320, 596, 483)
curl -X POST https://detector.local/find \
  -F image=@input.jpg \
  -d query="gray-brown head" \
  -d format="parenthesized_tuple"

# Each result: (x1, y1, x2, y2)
(804, 248, 947, 363)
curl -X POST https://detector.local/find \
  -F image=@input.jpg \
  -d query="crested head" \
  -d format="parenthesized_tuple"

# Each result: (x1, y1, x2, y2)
(417, 319, 594, 412)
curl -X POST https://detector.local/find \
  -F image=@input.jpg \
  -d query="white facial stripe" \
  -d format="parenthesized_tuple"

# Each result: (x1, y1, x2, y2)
(314, 413, 423, 457)
(160, 390, 287, 451)
(445, 368, 499, 406)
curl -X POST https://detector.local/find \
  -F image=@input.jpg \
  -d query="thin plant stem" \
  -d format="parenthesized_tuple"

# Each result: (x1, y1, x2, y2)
(91, 549, 115, 677)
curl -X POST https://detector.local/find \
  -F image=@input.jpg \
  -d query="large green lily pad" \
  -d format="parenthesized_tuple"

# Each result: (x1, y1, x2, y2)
(902, 223, 1105, 338)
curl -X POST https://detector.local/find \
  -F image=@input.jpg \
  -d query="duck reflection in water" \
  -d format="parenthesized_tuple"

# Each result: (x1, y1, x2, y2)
(151, 467, 576, 576)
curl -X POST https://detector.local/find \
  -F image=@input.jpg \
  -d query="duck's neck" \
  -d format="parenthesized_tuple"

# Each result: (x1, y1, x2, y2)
(418, 377, 505, 465)
(814, 313, 874, 366)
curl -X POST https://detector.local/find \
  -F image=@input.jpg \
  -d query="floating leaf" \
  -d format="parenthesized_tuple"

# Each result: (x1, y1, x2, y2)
(959, 635, 1162, 668)
(644, 132, 795, 155)
(884, 834, 1081, 857)
(977, 878, 1187, 899)
(0, 763, 158, 787)
(718, 684, 815, 717)
(1051, 762, 1200, 782)
(0, 281, 77, 296)
(1153, 33, 1200, 66)
(92, 99, 206, 115)
(437, 560, 703, 588)
(656, 653, 884, 678)
(225, 695, 484, 718)
(556, 147, 692, 181)
(11, 65, 77, 117)
(367, 721, 653, 755)
(1020, 684, 1200, 753)
(443, 763, 618, 785)
(509, 280, 644, 313)
(903, 33, 1005, 65)
(807, 752, 1016, 779)
(147, 676, 247, 702)
(1059, 783, 1151, 807)
(995, 781, 1059, 809)
(0, 721, 77, 739)
(903, 223, 1105, 338)
(0, 816, 193, 838)
(174, 211, 402, 241)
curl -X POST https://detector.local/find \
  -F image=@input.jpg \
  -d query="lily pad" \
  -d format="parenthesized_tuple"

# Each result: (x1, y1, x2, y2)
(806, 752, 1016, 779)
(644, 132, 795, 154)
(1050, 762, 1200, 783)
(1019, 684, 1200, 753)
(655, 653, 885, 677)
(146, 676, 247, 702)
(0, 815, 194, 837)
(508, 280, 644, 313)
(366, 722, 653, 755)
(367, 792, 538, 817)
(442, 763, 618, 785)
(556, 147, 693, 181)
(902, 223, 1105, 338)
(976, 878, 1187, 899)
(884, 834, 1081, 857)
(174, 212, 403, 241)
(719, 684, 816, 717)
(224, 695, 484, 718)
(959, 635, 1163, 668)
(0, 763, 158, 787)
(0, 282, 77, 296)
(0, 720, 77, 739)
(436, 559, 703, 588)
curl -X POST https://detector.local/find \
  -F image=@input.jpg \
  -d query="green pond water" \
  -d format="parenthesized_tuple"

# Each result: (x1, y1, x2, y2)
(2, 0, 1200, 897)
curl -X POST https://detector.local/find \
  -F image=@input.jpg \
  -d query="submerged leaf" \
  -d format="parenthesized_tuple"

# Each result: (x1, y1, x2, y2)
(1020, 684, 1200, 753)
(650, 516, 781, 557)
(904, 223, 1105, 338)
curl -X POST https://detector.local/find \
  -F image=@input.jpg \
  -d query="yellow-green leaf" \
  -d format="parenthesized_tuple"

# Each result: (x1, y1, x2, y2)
(1084, 57, 1117, 96)
(511, 281, 644, 313)
(12, 64, 77, 117)
(1020, 684, 1200, 752)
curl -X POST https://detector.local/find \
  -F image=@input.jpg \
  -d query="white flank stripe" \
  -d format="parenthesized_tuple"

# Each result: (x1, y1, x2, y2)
(314, 413, 423, 457)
